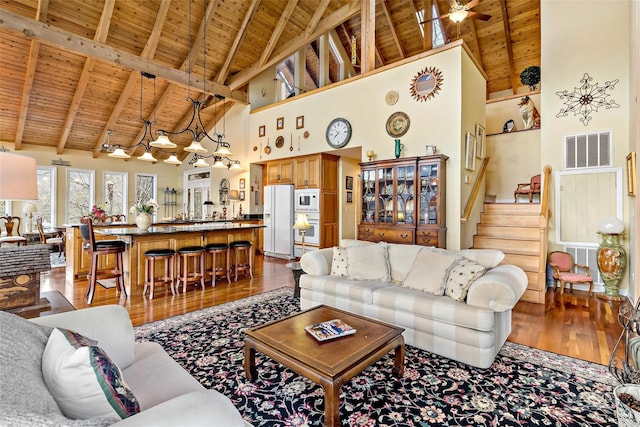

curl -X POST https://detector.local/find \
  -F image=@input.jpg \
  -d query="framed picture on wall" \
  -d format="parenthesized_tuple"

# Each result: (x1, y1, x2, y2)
(346, 191, 353, 203)
(239, 178, 245, 189)
(465, 132, 476, 171)
(258, 125, 265, 137)
(296, 116, 304, 129)
(239, 190, 245, 201)
(276, 117, 284, 130)
(627, 152, 636, 197)
(345, 176, 353, 190)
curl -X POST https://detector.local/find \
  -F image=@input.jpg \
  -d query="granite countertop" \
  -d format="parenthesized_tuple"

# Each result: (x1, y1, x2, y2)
(95, 222, 264, 237)
(64, 215, 263, 228)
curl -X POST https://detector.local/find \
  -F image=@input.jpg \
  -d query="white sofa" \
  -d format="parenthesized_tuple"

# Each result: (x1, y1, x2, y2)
(299, 240, 528, 369)
(0, 305, 248, 426)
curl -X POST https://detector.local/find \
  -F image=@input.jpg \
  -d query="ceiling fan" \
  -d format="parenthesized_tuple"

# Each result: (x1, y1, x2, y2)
(422, 0, 491, 25)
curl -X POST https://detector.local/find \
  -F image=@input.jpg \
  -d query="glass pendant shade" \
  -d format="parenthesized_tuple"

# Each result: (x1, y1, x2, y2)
(184, 139, 208, 153)
(213, 145, 232, 157)
(229, 161, 242, 170)
(212, 158, 226, 168)
(150, 133, 177, 149)
(138, 151, 157, 162)
(449, 9, 468, 23)
(193, 157, 210, 168)
(108, 148, 131, 159)
(164, 155, 182, 165)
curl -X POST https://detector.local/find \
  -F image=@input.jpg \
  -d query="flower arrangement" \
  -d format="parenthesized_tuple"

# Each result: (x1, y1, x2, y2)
(89, 202, 107, 222)
(130, 199, 158, 215)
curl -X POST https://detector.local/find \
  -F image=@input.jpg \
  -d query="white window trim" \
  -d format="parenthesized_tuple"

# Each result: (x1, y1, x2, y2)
(38, 165, 57, 226)
(103, 170, 128, 216)
(66, 168, 95, 224)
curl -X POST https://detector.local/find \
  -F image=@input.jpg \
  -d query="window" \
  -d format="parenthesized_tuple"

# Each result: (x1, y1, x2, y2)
(36, 166, 56, 227)
(135, 173, 157, 215)
(103, 171, 127, 217)
(275, 54, 296, 101)
(66, 168, 94, 224)
(416, 6, 446, 48)
(0, 201, 9, 216)
(564, 131, 612, 169)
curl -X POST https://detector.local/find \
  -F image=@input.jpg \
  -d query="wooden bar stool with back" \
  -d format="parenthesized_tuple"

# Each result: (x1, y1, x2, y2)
(79, 217, 127, 304)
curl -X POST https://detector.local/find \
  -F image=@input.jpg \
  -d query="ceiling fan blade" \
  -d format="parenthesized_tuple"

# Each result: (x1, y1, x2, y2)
(420, 13, 450, 24)
(465, 0, 481, 9)
(467, 11, 491, 21)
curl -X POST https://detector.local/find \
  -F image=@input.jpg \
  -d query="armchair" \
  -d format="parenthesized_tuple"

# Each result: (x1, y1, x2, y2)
(0, 216, 27, 246)
(514, 174, 541, 203)
(548, 251, 594, 295)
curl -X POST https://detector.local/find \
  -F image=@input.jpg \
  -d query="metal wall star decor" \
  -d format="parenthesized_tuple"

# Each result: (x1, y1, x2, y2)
(555, 73, 619, 126)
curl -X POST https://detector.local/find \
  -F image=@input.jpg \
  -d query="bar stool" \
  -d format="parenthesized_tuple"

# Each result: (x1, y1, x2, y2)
(230, 240, 253, 281)
(176, 246, 206, 292)
(143, 248, 176, 299)
(79, 217, 127, 304)
(205, 243, 231, 285)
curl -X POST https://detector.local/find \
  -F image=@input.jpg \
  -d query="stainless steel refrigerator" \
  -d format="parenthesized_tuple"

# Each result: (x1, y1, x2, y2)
(263, 184, 295, 259)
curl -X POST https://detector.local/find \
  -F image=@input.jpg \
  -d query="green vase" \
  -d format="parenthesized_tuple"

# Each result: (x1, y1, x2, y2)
(394, 139, 402, 158)
(596, 233, 627, 300)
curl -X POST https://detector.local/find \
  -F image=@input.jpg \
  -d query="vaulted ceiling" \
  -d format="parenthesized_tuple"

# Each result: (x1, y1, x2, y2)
(0, 0, 540, 160)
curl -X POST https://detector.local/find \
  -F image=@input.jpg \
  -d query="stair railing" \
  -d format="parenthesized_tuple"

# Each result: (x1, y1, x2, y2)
(461, 157, 490, 223)
(537, 164, 553, 297)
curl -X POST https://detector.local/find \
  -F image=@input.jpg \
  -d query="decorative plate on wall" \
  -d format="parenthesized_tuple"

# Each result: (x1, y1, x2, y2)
(410, 66, 444, 102)
(275, 135, 285, 148)
(385, 90, 399, 105)
(386, 111, 410, 138)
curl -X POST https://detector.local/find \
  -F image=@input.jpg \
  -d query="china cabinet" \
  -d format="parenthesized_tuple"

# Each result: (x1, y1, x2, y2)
(358, 155, 447, 247)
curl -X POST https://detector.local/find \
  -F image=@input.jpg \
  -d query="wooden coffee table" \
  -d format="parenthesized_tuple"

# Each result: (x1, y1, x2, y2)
(245, 305, 405, 426)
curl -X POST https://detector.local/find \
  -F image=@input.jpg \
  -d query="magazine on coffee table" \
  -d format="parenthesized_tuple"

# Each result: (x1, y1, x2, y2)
(305, 318, 356, 342)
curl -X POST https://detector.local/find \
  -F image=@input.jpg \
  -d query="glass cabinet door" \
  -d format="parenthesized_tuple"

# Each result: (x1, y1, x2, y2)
(396, 165, 415, 225)
(361, 169, 376, 223)
(377, 167, 394, 223)
(419, 163, 440, 225)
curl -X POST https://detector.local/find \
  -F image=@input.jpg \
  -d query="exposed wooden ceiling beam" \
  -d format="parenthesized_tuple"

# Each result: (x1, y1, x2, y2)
(14, 0, 48, 150)
(227, 1, 361, 90)
(259, 0, 299, 67)
(215, 0, 260, 85)
(92, 0, 172, 156)
(360, 0, 375, 73)
(56, 0, 115, 154)
(0, 8, 247, 104)
(381, 0, 404, 58)
(420, 0, 433, 51)
(499, 0, 518, 93)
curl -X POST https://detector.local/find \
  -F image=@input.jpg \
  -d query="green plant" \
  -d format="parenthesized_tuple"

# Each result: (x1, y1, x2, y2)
(520, 66, 541, 90)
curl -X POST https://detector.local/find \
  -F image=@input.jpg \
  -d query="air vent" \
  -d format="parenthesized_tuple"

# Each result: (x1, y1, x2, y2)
(564, 131, 612, 169)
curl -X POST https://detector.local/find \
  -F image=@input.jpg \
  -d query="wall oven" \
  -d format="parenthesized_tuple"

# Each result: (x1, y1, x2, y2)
(294, 189, 320, 212)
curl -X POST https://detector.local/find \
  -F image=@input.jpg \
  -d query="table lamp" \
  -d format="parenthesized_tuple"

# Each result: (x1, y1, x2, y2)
(293, 213, 312, 256)
(24, 203, 37, 232)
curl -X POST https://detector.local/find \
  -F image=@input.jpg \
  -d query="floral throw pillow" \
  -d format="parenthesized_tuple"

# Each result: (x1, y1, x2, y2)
(42, 328, 140, 420)
(445, 258, 486, 302)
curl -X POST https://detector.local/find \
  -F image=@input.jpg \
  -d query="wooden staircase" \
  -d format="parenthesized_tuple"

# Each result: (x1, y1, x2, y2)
(472, 203, 547, 304)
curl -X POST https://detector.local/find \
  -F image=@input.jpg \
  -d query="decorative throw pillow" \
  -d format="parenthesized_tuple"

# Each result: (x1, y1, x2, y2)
(42, 328, 140, 420)
(460, 249, 505, 269)
(402, 248, 459, 295)
(445, 258, 486, 302)
(330, 247, 349, 277)
(346, 242, 390, 282)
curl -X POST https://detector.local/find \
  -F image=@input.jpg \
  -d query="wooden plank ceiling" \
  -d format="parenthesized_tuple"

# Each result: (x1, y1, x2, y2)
(0, 0, 540, 159)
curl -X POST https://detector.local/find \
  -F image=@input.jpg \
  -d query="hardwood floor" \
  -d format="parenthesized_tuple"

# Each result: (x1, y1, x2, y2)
(39, 255, 624, 366)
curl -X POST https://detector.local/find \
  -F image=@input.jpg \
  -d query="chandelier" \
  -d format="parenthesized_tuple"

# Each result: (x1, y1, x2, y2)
(106, 72, 182, 165)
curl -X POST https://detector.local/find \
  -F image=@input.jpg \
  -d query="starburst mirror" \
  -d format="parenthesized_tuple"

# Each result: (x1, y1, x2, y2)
(410, 67, 444, 102)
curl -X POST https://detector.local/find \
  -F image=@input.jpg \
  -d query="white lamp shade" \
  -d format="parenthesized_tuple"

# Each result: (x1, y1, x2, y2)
(150, 133, 177, 149)
(293, 213, 311, 230)
(212, 158, 226, 168)
(184, 139, 208, 153)
(24, 202, 38, 213)
(598, 217, 624, 234)
(108, 148, 131, 159)
(228, 161, 242, 170)
(164, 155, 182, 165)
(138, 151, 157, 162)
(213, 145, 233, 157)
(0, 152, 38, 200)
(193, 157, 210, 168)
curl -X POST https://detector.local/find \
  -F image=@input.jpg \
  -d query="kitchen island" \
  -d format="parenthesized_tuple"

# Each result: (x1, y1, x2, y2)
(65, 222, 263, 295)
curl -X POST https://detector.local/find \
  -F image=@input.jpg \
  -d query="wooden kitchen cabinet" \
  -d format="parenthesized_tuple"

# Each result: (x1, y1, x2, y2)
(294, 155, 320, 188)
(266, 159, 293, 184)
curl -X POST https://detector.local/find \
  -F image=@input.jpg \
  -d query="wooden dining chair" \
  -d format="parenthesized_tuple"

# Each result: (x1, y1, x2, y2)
(0, 216, 27, 247)
(36, 216, 65, 257)
(548, 251, 594, 295)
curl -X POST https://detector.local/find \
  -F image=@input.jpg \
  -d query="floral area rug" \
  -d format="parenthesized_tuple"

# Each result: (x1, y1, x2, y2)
(49, 251, 65, 268)
(134, 287, 619, 426)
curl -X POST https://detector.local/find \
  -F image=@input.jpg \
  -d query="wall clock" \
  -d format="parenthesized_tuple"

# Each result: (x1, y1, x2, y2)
(325, 118, 352, 148)
(386, 111, 410, 138)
